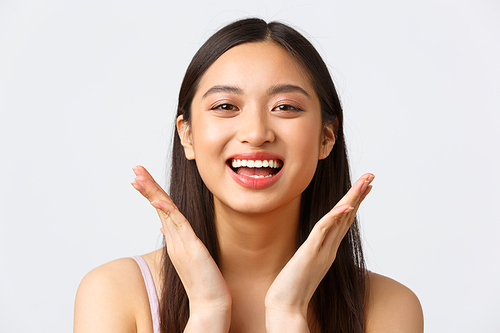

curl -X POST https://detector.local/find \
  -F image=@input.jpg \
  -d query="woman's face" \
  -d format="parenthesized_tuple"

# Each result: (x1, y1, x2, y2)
(178, 41, 334, 215)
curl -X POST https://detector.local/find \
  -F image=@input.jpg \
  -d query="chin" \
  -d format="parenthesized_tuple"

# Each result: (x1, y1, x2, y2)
(214, 193, 302, 217)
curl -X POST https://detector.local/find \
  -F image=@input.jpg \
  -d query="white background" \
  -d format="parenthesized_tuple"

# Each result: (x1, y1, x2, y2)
(1, 0, 499, 332)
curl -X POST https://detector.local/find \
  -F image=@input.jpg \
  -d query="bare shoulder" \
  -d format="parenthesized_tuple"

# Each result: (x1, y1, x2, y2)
(364, 272, 424, 333)
(74, 257, 153, 333)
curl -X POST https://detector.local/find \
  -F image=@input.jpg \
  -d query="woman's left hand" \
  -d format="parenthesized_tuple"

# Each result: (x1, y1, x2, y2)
(264, 173, 374, 332)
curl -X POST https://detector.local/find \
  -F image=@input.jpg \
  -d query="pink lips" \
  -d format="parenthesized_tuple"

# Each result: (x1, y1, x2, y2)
(227, 151, 284, 189)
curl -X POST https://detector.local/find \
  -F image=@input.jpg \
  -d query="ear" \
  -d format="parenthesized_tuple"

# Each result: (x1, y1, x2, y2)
(319, 119, 337, 160)
(176, 115, 195, 160)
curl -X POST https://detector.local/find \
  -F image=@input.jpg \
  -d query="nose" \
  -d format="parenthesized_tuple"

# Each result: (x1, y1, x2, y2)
(236, 108, 275, 147)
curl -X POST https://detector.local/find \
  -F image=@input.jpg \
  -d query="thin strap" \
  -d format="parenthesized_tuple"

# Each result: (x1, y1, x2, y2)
(131, 256, 161, 333)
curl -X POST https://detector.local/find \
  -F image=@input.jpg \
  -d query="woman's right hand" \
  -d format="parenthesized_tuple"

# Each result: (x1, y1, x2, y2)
(131, 165, 232, 332)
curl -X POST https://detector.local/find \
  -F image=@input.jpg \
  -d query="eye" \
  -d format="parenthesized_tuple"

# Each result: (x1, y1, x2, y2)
(211, 103, 239, 111)
(272, 104, 303, 112)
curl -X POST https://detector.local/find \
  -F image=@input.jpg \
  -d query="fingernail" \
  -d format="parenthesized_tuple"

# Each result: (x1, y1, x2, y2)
(343, 206, 354, 214)
(361, 174, 374, 190)
(136, 176, 146, 187)
(132, 180, 144, 191)
(362, 185, 373, 198)
(361, 180, 369, 192)
(151, 201, 162, 210)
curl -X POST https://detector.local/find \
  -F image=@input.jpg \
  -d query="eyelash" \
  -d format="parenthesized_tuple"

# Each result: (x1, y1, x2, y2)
(210, 103, 303, 112)
(211, 104, 239, 111)
(272, 104, 303, 112)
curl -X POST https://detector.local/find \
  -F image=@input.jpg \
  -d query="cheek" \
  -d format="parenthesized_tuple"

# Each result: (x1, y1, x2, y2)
(190, 117, 230, 156)
(286, 119, 323, 156)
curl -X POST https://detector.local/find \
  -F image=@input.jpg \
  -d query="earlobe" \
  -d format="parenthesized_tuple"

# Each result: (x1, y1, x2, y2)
(319, 120, 337, 160)
(176, 115, 195, 160)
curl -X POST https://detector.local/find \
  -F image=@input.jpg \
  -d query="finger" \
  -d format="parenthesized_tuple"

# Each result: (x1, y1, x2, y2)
(153, 204, 189, 260)
(335, 173, 374, 209)
(361, 184, 373, 200)
(304, 204, 353, 252)
(340, 182, 373, 224)
(133, 165, 168, 197)
(314, 175, 374, 235)
(340, 182, 372, 221)
(308, 179, 373, 251)
(340, 173, 374, 206)
(151, 200, 199, 245)
(132, 166, 172, 203)
(150, 203, 178, 244)
(133, 165, 153, 179)
(320, 184, 373, 253)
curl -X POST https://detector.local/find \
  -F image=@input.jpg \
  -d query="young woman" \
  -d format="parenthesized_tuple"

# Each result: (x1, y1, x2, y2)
(74, 18, 423, 333)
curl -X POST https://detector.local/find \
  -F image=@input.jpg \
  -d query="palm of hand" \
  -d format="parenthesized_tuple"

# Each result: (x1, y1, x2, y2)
(132, 165, 373, 331)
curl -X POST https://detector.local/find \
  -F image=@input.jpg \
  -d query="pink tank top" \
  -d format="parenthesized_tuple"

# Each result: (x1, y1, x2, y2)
(131, 256, 161, 333)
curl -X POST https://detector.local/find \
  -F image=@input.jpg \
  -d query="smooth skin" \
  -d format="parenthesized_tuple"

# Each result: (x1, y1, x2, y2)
(135, 167, 371, 333)
(74, 42, 423, 333)
(74, 169, 423, 333)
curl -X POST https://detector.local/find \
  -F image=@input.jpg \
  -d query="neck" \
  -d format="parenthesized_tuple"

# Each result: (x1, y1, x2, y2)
(214, 195, 301, 283)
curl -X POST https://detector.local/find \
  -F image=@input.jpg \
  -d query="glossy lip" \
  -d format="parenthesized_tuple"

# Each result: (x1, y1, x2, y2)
(226, 151, 284, 189)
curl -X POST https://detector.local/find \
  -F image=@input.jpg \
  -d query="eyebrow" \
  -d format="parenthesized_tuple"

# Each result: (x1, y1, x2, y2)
(202, 84, 311, 99)
(202, 85, 243, 99)
(267, 84, 310, 97)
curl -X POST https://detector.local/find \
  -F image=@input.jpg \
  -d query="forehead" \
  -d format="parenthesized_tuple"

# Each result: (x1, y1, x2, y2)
(195, 41, 314, 95)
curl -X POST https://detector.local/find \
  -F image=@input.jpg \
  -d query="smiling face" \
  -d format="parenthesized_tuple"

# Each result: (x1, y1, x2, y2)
(178, 41, 335, 216)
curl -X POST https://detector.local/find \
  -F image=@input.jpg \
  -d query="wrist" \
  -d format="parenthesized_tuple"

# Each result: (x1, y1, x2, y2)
(265, 307, 309, 333)
(185, 304, 231, 333)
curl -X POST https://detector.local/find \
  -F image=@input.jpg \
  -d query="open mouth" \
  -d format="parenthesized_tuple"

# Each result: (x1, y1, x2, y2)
(228, 159, 283, 179)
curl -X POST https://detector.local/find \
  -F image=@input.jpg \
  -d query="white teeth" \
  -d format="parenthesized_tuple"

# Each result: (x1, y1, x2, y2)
(247, 174, 274, 179)
(230, 159, 282, 169)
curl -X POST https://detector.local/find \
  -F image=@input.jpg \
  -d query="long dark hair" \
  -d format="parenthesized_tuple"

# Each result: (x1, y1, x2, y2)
(163, 18, 366, 333)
